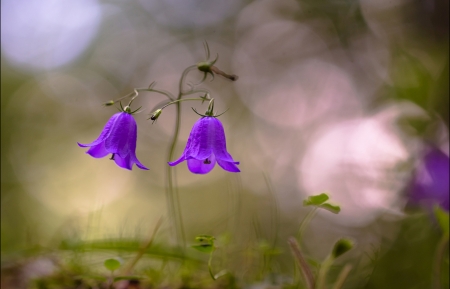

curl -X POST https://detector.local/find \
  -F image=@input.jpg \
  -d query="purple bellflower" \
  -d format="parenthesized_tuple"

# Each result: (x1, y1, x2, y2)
(408, 146, 449, 211)
(78, 111, 149, 170)
(168, 117, 240, 174)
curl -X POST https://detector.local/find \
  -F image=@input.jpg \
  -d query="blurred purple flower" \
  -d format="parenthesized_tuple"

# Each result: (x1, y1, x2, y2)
(78, 112, 148, 170)
(169, 117, 240, 174)
(409, 146, 449, 211)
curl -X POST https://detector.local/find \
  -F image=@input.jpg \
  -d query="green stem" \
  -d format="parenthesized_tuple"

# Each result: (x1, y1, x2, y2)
(165, 65, 197, 248)
(297, 207, 318, 241)
(208, 249, 216, 280)
(317, 255, 333, 289)
(207, 248, 228, 280)
(160, 97, 210, 110)
(332, 264, 352, 289)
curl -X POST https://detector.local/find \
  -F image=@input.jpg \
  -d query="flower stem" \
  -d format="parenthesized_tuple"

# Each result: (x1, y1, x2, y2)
(165, 65, 197, 248)
(160, 97, 210, 110)
(297, 207, 318, 241)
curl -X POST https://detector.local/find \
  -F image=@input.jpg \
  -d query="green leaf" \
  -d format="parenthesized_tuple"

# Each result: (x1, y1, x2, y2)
(191, 244, 214, 253)
(434, 206, 449, 237)
(319, 203, 341, 214)
(303, 193, 330, 206)
(331, 238, 354, 259)
(195, 235, 215, 244)
(104, 258, 122, 272)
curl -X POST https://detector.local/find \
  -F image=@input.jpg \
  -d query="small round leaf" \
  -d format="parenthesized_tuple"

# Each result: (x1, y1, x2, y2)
(104, 258, 122, 272)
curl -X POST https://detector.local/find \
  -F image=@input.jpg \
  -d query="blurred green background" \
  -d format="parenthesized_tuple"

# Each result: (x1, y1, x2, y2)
(1, 0, 448, 288)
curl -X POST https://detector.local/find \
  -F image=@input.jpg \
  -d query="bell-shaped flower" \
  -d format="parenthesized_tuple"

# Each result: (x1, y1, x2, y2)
(78, 112, 149, 170)
(408, 146, 449, 211)
(169, 117, 240, 174)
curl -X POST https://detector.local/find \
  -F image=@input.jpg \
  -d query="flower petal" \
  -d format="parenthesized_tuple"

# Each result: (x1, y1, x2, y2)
(78, 113, 120, 147)
(134, 158, 149, 170)
(217, 158, 240, 173)
(168, 154, 186, 166)
(85, 143, 109, 158)
(210, 118, 237, 163)
(105, 113, 136, 157)
(187, 154, 216, 174)
(114, 154, 132, 170)
(184, 118, 213, 160)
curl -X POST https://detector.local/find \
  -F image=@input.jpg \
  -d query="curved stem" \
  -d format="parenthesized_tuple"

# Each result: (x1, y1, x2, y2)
(208, 249, 216, 280)
(297, 208, 318, 241)
(165, 65, 198, 248)
(160, 97, 210, 110)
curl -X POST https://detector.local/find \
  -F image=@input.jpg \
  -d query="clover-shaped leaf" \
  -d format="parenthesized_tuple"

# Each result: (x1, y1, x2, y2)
(303, 193, 329, 206)
(192, 244, 215, 253)
(318, 203, 341, 214)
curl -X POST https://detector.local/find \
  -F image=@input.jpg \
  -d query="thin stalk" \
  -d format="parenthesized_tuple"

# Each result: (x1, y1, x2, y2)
(160, 97, 210, 110)
(165, 65, 197, 248)
(332, 264, 352, 289)
(288, 237, 315, 289)
(208, 249, 216, 280)
(317, 255, 333, 289)
(297, 207, 318, 241)
(207, 248, 228, 280)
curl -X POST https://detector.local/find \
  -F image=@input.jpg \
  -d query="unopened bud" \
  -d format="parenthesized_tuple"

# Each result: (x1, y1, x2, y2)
(150, 109, 162, 123)
(103, 100, 115, 106)
(197, 61, 212, 73)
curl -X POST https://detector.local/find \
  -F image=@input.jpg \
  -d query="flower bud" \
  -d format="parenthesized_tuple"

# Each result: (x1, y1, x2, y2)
(150, 109, 162, 123)
(197, 61, 212, 73)
(103, 100, 115, 106)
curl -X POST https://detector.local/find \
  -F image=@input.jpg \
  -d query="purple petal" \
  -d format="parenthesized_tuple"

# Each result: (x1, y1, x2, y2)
(105, 113, 136, 158)
(85, 143, 109, 158)
(184, 118, 213, 160)
(187, 154, 216, 174)
(134, 158, 149, 170)
(114, 154, 132, 170)
(210, 118, 237, 162)
(409, 147, 449, 211)
(217, 158, 240, 172)
(168, 154, 186, 166)
(78, 113, 120, 147)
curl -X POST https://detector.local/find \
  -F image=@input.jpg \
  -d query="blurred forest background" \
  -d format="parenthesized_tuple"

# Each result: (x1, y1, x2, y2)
(1, 0, 449, 288)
